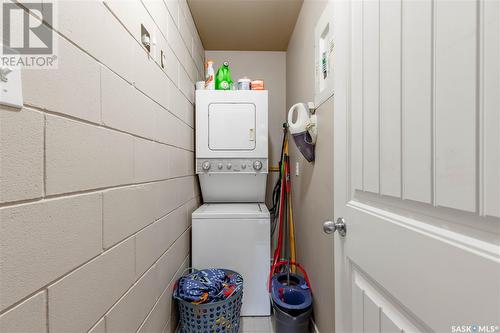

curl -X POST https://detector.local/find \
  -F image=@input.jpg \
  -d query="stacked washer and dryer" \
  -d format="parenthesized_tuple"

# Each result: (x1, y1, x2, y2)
(192, 90, 271, 316)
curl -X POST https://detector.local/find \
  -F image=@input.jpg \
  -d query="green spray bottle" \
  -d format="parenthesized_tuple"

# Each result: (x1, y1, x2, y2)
(215, 61, 233, 90)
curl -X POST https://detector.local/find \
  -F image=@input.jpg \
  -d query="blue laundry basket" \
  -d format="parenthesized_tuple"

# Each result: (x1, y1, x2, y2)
(174, 269, 243, 333)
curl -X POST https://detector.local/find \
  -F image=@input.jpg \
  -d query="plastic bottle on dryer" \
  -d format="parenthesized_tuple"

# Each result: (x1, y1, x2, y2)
(215, 61, 233, 90)
(205, 60, 215, 90)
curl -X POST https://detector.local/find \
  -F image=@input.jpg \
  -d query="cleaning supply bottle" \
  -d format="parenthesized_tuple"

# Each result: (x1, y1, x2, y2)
(215, 61, 233, 90)
(205, 60, 215, 90)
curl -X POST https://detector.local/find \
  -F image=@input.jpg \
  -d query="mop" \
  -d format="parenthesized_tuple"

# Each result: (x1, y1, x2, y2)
(271, 124, 299, 278)
(269, 125, 312, 323)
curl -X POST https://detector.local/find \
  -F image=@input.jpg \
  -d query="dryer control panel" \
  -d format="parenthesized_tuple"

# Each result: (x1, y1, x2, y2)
(196, 158, 268, 174)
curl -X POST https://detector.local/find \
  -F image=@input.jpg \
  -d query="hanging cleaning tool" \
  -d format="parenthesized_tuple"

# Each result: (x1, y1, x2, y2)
(282, 137, 296, 273)
(215, 61, 233, 90)
(269, 123, 312, 333)
(272, 123, 298, 271)
(288, 180, 296, 272)
(270, 124, 287, 238)
(287, 102, 317, 162)
(273, 125, 291, 263)
(272, 125, 288, 269)
(272, 148, 286, 268)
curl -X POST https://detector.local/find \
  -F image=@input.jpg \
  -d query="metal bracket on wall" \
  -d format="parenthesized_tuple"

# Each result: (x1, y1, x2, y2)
(307, 101, 316, 114)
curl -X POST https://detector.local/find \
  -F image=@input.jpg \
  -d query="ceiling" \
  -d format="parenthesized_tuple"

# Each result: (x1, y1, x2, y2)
(187, 0, 303, 51)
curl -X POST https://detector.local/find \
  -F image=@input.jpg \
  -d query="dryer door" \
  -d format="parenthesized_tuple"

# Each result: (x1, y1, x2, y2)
(208, 103, 256, 150)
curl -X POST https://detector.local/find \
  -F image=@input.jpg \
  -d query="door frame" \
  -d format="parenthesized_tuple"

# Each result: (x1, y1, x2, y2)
(332, 0, 351, 331)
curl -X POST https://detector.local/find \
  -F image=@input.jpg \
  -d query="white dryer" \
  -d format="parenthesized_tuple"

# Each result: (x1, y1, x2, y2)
(192, 203, 271, 316)
(195, 90, 268, 202)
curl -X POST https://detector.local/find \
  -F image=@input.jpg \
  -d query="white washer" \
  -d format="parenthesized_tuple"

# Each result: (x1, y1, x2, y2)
(195, 90, 268, 202)
(192, 203, 271, 316)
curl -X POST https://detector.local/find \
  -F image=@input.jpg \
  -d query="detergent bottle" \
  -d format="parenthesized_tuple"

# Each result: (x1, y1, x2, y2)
(215, 61, 233, 90)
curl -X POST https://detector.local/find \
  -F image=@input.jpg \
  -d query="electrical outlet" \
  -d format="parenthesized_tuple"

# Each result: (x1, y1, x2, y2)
(140, 24, 151, 53)
(0, 66, 23, 109)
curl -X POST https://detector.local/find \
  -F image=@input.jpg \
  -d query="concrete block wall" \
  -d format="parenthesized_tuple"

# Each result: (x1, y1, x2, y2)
(0, 1, 203, 332)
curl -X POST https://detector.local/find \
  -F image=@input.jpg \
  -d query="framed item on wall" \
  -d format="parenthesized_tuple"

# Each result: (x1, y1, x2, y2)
(314, 1, 335, 107)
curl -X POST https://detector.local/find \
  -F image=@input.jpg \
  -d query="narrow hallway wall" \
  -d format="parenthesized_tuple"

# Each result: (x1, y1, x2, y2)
(0, 1, 203, 332)
(286, 1, 335, 332)
(204, 51, 287, 207)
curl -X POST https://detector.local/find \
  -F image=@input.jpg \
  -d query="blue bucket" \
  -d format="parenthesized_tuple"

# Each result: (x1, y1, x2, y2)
(271, 273, 312, 316)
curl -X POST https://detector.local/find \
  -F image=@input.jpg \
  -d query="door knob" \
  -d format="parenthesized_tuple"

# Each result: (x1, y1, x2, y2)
(323, 217, 347, 237)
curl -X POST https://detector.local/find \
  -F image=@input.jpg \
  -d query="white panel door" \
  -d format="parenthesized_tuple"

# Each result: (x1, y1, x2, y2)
(208, 103, 256, 150)
(333, 0, 500, 332)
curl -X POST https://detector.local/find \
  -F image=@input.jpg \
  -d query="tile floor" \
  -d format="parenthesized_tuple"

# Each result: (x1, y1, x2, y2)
(239, 316, 275, 333)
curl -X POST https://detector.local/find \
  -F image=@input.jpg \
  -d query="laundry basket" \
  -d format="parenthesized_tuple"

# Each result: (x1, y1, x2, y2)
(174, 269, 243, 333)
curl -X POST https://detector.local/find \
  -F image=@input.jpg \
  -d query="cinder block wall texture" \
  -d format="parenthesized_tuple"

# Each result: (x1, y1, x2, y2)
(0, 1, 203, 332)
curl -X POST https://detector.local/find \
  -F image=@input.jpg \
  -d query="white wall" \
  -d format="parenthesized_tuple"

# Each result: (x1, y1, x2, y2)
(0, 1, 203, 332)
(286, 1, 335, 332)
(204, 51, 287, 205)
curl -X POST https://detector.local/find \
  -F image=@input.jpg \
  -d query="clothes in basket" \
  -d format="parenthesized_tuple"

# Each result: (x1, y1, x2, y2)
(174, 268, 243, 304)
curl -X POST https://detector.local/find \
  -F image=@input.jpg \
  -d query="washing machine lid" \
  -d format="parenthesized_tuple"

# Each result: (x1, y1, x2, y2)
(192, 203, 269, 219)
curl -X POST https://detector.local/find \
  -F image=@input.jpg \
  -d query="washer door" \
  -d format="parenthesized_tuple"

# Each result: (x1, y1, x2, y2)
(208, 103, 256, 150)
(192, 215, 270, 316)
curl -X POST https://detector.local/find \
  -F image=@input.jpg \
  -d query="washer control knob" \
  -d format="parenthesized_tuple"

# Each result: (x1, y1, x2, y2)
(253, 160, 262, 171)
(202, 161, 211, 171)
(227, 163, 232, 170)
(218, 163, 223, 169)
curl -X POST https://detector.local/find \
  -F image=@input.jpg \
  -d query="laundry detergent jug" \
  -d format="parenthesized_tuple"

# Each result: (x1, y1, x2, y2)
(287, 103, 317, 162)
(215, 61, 233, 90)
